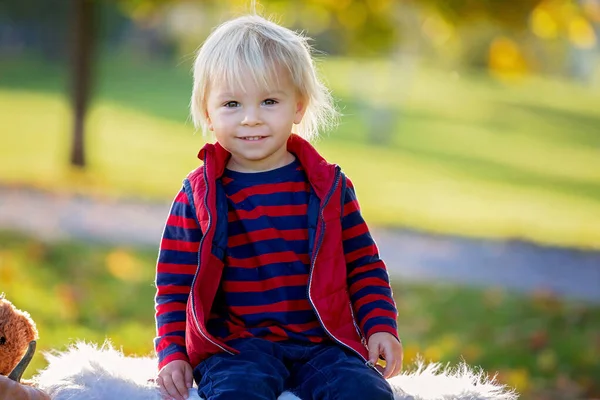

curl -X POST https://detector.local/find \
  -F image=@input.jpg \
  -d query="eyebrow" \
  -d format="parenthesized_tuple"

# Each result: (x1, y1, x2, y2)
(266, 90, 286, 96)
(216, 90, 288, 99)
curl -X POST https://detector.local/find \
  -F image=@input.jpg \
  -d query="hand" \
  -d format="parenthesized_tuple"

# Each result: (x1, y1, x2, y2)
(156, 360, 193, 400)
(0, 375, 51, 400)
(367, 332, 403, 379)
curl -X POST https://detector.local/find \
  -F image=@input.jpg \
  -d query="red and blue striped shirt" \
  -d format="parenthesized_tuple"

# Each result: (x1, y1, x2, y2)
(207, 159, 326, 343)
(154, 158, 397, 365)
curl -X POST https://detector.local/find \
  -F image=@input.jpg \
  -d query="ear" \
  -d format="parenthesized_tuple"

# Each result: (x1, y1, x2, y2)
(205, 110, 214, 131)
(294, 99, 306, 125)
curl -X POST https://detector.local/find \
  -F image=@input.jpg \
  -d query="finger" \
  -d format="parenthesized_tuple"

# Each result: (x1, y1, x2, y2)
(389, 358, 401, 378)
(382, 344, 395, 379)
(175, 377, 190, 399)
(156, 377, 171, 400)
(393, 349, 404, 377)
(185, 365, 194, 389)
(385, 349, 399, 378)
(391, 342, 404, 377)
(176, 383, 189, 399)
(389, 360, 399, 378)
(384, 357, 395, 378)
(368, 341, 380, 364)
(172, 371, 189, 399)
(158, 387, 171, 400)
(163, 376, 184, 400)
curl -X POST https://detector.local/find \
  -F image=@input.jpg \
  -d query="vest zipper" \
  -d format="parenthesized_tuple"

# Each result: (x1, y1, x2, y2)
(189, 158, 234, 355)
(349, 299, 365, 345)
(307, 168, 366, 362)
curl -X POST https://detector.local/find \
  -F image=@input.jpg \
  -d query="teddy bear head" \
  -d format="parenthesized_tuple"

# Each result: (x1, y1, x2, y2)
(0, 294, 38, 377)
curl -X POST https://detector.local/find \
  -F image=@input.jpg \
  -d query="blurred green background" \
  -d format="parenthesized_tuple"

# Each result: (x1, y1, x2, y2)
(0, 0, 599, 398)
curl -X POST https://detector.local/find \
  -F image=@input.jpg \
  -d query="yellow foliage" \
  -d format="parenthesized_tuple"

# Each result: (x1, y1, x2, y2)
(422, 14, 454, 46)
(568, 16, 597, 48)
(423, 344, 443, 362)
(503, 368, 531, 392)
(25, 241, 47, 263)
(537, 349, 558, 372)
(337, 2, 367, 30)
(105, 249, 143, 282)
(54, 284, 79, 321)
(366, 0, 393, 15)
(582, 345, 599, 367)
(582, 0, 600, 22)
(223, 0, 252, 11)
(438, 334, 459, 355)
(530, 7, 559, 39)
(488, 37, 529, 80)
(300, 4, 331, 34)
(0, 251, 16, 284)
(120, 1, 158, 24)
(402, 343, 421, 364)
(463, 344, 482, 362)
(325, 0, 352, 11)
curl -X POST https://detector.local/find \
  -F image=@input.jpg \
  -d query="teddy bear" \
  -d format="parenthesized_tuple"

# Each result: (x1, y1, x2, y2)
(0, 294, 50, 400)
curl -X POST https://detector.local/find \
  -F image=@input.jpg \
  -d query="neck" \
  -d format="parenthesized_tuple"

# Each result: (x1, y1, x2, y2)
(226, 151, 295, 173)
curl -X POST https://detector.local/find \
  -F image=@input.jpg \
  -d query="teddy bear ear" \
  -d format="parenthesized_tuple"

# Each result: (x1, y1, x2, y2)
(0, 293, 5, 300)
(8, 341, 36, 383)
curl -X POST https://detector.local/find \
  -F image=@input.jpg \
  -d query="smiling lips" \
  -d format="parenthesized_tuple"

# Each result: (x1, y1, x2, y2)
(240, 136, 266, 141)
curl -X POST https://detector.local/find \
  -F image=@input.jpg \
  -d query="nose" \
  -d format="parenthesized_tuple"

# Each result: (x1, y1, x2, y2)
(241, 106, 262, 126)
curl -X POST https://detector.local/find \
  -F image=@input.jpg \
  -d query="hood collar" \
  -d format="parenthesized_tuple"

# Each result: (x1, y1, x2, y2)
(197, 134, 338, 198)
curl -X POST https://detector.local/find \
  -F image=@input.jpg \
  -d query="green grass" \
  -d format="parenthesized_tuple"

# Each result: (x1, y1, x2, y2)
(1, 56, 600, 249)
(1, 233, 598, 398)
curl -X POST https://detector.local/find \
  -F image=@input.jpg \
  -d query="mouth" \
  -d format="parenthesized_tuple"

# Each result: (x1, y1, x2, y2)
(239, 136, 267, 141)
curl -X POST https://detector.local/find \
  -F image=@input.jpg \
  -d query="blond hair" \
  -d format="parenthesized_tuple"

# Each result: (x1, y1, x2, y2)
(190, 14, 337, 141)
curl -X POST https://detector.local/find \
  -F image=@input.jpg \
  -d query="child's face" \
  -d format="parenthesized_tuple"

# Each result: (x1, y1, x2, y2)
(205, 66, 305, 172)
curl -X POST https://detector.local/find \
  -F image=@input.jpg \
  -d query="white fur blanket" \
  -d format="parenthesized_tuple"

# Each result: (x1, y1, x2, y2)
(33, 342, 518, 400)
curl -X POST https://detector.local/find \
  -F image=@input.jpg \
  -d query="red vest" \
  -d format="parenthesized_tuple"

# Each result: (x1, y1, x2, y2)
(183, 134, 368, 367)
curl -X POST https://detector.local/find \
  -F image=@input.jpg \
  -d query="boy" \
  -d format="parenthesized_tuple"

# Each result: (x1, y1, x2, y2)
(155, 14, 402, 400)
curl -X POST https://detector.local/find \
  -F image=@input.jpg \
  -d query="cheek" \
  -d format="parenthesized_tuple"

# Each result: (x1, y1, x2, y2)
(211, 112, 236, 128)
(213, 130, 234, 149)
(272, 109, 296, 125)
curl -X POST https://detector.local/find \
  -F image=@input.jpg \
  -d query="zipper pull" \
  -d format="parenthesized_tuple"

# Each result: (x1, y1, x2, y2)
(365, 360, 384, 376)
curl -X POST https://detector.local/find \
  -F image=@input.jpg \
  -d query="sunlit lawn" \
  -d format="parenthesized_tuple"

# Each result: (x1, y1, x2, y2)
(1, 232, 598, 398)
(1, 57, 600, 249)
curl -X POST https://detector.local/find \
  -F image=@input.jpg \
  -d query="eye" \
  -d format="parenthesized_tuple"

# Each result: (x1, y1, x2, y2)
(263, 99, 277, 106)
(223, 101, 239, 108)
(0, 337, 6, 345)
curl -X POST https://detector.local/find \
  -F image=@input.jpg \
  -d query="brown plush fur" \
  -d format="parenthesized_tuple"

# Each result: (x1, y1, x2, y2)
(0, 294, 38, 376)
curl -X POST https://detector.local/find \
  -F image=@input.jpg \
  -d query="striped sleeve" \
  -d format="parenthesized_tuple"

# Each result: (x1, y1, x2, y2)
(154, 187, 202, 369)
(342, 177, 399, 341)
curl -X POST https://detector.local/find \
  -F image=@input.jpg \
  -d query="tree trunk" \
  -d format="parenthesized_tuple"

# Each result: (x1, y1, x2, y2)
(70, 0, 95, 168)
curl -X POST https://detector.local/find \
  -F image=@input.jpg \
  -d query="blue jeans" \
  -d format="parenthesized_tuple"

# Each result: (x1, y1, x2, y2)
(193, 338, 394, 400)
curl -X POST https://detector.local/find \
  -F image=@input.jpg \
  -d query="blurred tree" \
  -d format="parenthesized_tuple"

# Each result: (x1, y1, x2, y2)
(116, 0, 398, 56)
(70, 0, 97, 168)
(418, 0, 545, 31)
(4, 0, 590, 170)
(67, 0, 172, 169)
